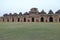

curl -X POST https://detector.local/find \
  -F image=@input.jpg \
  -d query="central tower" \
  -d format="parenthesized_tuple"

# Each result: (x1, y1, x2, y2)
(29, 8, 39, 14)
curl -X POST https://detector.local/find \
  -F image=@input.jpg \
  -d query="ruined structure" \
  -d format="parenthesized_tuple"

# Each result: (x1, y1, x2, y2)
(0, 8, 60, 22)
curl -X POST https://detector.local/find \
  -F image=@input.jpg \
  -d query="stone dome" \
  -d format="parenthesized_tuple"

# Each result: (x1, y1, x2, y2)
(48, 10, 54, 14)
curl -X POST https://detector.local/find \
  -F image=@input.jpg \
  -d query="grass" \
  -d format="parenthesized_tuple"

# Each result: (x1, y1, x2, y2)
(0, 22, 60, 40)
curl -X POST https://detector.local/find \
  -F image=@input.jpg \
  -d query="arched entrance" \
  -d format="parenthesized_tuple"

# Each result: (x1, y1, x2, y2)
(41, 17, 44, 22)
(12, 18, 14, 22)
(24, 18, 26, 22)
(49, 17, 53, 22)
(7, 18, 9, 22)
(3, 18, 4, 22)
(32, 17, 34, 22)
(59, 18, 60, 22)
(18, 18, 20, 22)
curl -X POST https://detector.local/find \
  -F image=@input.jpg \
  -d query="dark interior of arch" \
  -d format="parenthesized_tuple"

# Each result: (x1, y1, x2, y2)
(18, 18, 20, 22)
(3, 18, 4, 22)
(7, 18, 9, 22)
(24, 18, 26, 22)
(32, 17, 34, 22)
(59, 18, 60, 22)
(49, 17, 53, 22)
(12, 18, 14, 22)
(41, 17, 44, 22)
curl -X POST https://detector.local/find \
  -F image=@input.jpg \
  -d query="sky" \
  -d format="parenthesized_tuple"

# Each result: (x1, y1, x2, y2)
(0, 0, 60, 16)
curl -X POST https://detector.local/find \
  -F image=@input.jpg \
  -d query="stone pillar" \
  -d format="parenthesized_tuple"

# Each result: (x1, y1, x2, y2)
(53, 17, 56, 22)
(21, 18, 24, 22)
(9, 17, 12, 22)
(39, 17, 41, 22)
(15, 17, 17, 22)
(57, 18, 59, 22)
(25, 18, 27, 22)
(4, 18, 7, 22)
(53, 16, 56, 22)
(29, 18, 32, 22)
(0, 17, 3, 22)
(20, 18, 22, 22)
(34, 18, 35, 22)
(47, 18, 49, 22)
(44, 17, 46, 22)
(35, 18, 36, 22)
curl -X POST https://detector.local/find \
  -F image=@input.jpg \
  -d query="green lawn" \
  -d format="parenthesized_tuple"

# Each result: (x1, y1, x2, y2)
(0, 22, 60, 40)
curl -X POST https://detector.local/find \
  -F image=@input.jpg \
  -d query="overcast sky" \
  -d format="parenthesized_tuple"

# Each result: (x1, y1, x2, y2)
(0, 0, 60, 16)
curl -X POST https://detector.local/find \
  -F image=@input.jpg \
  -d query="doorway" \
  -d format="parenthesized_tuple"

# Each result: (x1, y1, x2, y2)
(41, 17, 44, 22)
(49, 17, 53, 22)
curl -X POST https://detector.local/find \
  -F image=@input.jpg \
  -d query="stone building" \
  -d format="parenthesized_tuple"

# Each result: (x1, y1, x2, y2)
(0, 8, 60, 22)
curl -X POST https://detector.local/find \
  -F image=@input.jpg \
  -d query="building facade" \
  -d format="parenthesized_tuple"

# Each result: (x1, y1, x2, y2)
(0, 8, 60, 22)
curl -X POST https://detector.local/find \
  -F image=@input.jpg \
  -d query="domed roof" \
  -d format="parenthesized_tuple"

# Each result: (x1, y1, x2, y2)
(9, 13, 12, 16)
(31, 8, 38, 11)
(23, 12, 29, 15)
(55, 10, 60, 14)
(13, 13, 18, 16)
(48, 10, 54, 14)
(3, 13, 9, 16)
(19, 12, 22, 15)
(40, 10, 46, 14)
(30, 8, 39, 12)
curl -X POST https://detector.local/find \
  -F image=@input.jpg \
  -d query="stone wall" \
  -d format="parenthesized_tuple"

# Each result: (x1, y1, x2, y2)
(0, 8, 60, 22)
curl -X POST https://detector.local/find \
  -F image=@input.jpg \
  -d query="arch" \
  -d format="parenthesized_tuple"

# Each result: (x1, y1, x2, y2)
(59, 18, 60, 22)
(24, 18, 26, 22)
(18, 18, 20, 22)
(41, 17, 44, 22)
(3, 18, 4, 22)
(49, 17, 53, 22)
(12, 18, 14, 22)
(32, 17, 34, 22)
(7, 18, 9, 22)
